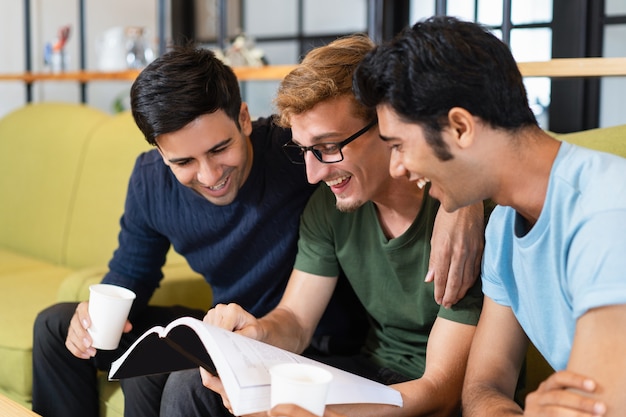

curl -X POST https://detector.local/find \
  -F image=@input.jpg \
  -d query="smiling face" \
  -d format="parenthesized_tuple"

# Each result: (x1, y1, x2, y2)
(377, 104, 477, 212)
(156, 105, 253, 206)
(289, 96, 392, 212)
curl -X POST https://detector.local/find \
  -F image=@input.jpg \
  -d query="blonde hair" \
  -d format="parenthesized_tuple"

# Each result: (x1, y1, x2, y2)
(274, 33, 377, 128)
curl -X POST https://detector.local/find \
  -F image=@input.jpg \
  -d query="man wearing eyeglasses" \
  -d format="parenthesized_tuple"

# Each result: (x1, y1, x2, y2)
(199, 34, 485, 417)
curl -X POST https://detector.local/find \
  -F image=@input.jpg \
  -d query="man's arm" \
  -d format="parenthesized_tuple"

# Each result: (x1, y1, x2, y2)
(200, 270, 338, 414)
(328, 317, 476, 417)
(565, 304, 626, 415)
(463, 297, 528, 417)
(204, 269, 338, 352)
(429, 201, 485, 307)
(256, 269, 339, 352)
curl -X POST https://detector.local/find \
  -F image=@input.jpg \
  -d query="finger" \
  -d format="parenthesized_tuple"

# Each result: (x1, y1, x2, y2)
(526, 388, 606, 416)
(440, 255, 466, 308)
(538, 371, 598, 393)
(428, 250, 451, 305)
(66, 307, 96, 358)
(424, 269, 435, 283)
(443, 249, 479, 306)
(76, 301, 91, 329)
(204, 303, 242, 330)
(65, 324, 95, 359)
(123, 320, 133, 333)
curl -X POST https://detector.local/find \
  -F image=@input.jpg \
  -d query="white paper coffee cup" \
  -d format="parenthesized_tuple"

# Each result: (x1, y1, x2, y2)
(87, 284, 136, 350)
(270, 363, 333, 416)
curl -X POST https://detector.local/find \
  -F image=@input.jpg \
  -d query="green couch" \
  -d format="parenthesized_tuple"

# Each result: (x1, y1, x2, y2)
(0, 102, 212, 416)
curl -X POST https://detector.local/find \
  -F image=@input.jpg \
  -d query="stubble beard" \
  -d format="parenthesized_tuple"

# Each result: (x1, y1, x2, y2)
(335, 197, 365, 213)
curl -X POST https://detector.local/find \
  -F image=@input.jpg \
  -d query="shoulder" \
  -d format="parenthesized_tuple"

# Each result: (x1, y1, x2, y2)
(250, 116, 291, 148)
(128, 148, 180, 197)
(135, 148, 166, 170)
(552, 143, 626, 211)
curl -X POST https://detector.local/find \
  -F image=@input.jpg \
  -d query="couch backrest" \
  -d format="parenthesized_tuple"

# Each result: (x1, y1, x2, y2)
(558, 123, 626, 158)
(63, 111, 152, 267)
(0, 102, 155, 269)
(0, 103, 110, 264)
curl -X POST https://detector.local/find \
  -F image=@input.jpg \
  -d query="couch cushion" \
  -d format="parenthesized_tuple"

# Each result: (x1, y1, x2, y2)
(0, 103, 110, 265)
(0, 249, 72, 404)
(63, 111, 152, 268)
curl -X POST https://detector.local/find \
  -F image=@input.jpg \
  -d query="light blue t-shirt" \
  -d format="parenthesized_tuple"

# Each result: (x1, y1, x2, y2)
(482, 141, 626, 371)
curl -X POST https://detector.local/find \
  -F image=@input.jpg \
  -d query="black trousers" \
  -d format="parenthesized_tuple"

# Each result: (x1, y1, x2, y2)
(31, 302, 204, 417)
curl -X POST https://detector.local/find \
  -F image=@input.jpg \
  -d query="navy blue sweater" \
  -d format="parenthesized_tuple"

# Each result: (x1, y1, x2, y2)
(102, 118, 314, 318)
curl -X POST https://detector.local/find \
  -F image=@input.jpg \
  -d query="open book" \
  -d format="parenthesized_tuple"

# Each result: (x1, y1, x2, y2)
(109, 316, 402, 415)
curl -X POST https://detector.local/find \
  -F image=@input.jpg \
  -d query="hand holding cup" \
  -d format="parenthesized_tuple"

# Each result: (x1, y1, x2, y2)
(87, 284, 135, 350)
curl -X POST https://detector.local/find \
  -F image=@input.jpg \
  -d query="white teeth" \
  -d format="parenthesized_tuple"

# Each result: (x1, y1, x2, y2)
(209, 178, 228, 191)
(416, 178, 431, 189)
(325, 176, 349, 187)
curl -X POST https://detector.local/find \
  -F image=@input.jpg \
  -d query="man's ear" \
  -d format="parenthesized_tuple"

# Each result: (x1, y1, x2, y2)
(447, 107, 476, 149)
(239, 103, 253, 136)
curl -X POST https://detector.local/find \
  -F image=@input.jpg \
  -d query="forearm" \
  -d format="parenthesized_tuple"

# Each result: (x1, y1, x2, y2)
(258, 306, 314, 354)
(463, 383, 523, 417)
(328, 377, 459, 417)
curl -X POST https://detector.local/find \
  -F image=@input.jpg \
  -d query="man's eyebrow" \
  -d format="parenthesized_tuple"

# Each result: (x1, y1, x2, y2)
(206, 137, 233, 151)
(167, 138, 232, 163)
(292, 131, 347, 146)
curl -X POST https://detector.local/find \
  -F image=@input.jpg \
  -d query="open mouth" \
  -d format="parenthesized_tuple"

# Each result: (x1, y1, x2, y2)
(416, 178, 431, 189)
(208, 175, 229, 191)
(325, 175, 350, 188)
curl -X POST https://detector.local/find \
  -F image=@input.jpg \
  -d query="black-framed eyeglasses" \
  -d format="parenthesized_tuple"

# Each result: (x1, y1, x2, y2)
(282, 120, 378, 165)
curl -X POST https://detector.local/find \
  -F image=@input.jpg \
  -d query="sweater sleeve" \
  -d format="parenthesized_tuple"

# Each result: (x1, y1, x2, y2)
(101, 152, 171, 315)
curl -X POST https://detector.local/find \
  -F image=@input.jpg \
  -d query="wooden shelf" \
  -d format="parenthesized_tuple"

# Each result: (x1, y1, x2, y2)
(0, 70, 142, 83)
(0, 66, 298, 83)
(517, 57, 626, 78)
(1, 58, 625, 84)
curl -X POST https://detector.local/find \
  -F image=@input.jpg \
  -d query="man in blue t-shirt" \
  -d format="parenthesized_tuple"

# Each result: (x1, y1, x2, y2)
(32, 46, 484, 417)
(354, 16, 626, 417)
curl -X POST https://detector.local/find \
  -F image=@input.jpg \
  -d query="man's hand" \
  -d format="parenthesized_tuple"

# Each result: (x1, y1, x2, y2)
(200, 367, 266, 417)
(204, 303, 264, 340)
(268, 404, 346, 417)
(525, 371, 606, 416)
(65, 301, 132, 359)
(201, 303, 268, 415)
(428, 201, 484, 307)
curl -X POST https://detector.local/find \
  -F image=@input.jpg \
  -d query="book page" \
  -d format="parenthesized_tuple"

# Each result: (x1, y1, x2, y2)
(109, 317, 403, 415)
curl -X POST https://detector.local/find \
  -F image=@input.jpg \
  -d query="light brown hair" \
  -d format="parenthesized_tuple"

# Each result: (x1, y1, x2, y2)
(274, 33, 377, 128)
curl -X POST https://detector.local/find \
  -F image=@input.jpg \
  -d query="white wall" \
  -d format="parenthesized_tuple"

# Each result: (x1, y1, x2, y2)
(0, 0, 158, 118)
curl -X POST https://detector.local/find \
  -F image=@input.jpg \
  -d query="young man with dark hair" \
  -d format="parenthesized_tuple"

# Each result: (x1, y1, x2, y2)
(354, 16, 626, 416)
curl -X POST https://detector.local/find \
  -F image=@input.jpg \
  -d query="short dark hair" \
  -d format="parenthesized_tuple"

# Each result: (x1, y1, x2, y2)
(354, 16, 537, 158)
(131, 46, 242, 145)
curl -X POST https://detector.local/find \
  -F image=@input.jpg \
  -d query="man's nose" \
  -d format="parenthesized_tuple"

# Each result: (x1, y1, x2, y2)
(197, 160, 222, 185)
(388, 150, 408, 179)
(304, 151, 329, 185)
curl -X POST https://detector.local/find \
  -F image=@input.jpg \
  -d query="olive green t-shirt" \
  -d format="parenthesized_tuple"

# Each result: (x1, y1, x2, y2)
(295, 186, 483, 378)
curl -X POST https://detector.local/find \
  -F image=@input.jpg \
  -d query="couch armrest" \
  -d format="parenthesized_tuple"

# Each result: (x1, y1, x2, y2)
(56, 264, 212, 312)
